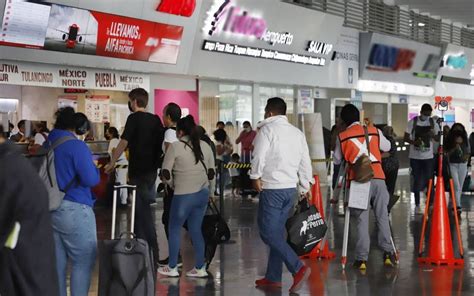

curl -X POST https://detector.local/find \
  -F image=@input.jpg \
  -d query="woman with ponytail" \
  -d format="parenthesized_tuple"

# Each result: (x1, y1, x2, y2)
(158, 115, 215, 278)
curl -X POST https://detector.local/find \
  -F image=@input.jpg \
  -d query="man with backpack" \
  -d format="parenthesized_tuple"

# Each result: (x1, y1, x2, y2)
(404, 104, 440, 212)
(333, 104, 396, 270)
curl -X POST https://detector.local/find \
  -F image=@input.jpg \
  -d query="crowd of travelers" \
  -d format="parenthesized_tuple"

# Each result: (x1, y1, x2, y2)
(1, 88, 472, 294)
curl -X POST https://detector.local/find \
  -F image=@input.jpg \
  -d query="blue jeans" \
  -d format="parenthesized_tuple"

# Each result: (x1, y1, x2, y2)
(258, 188, 303, 282)
(168, 188, 209, 269)
(51, 200, 97, 296)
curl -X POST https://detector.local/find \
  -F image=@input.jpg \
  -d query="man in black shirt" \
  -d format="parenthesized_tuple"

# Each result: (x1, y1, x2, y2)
(106, 88, 164, 268)
(0, 125, 59, 296)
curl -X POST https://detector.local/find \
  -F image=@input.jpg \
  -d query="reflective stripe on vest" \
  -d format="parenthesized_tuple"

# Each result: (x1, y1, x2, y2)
(339, 124, 385, 180)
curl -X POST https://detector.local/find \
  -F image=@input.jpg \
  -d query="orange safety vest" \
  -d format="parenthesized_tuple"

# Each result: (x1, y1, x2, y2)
(339, 124, 385, 180)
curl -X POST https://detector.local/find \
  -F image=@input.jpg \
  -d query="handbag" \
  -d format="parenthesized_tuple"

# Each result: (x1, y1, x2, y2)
(286, 198, 327, 256)
(353, 126, 374, 183)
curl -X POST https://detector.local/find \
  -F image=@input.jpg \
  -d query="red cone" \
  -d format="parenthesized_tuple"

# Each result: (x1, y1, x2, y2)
(418, 153, 463, 266)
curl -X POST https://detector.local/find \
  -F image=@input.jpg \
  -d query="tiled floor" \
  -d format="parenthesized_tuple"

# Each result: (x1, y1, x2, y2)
(87, 174, 474, 295)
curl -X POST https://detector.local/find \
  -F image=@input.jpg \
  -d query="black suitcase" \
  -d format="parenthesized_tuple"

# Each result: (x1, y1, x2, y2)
(239, 152, 258, 197)
(98, 185, 156, 296)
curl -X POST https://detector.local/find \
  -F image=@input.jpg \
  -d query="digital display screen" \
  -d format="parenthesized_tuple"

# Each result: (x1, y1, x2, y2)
(0, 0, 183, 64)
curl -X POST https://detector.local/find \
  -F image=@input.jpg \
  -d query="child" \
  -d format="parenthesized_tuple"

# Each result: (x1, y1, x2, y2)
(229, 153, 241, 197)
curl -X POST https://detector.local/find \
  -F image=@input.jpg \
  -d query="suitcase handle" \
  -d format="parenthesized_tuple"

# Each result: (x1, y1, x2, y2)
(111, 185, 137, 240)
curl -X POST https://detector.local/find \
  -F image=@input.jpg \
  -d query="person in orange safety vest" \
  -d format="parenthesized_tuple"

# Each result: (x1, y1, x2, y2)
(333, 104, 397, 270)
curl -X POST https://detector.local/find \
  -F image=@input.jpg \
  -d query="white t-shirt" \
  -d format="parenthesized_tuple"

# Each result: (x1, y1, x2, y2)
(406, 116, 440, 160)
(163, 128, 178, 151)
(34, 132, 48, 146)
(108, 138, 128, 164)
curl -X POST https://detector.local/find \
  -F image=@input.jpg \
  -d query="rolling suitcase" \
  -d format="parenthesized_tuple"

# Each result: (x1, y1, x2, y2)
(98, 185, 156, 296)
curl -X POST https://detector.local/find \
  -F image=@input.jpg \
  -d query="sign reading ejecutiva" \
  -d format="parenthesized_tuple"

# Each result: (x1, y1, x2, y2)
(0, 0, 183, 64)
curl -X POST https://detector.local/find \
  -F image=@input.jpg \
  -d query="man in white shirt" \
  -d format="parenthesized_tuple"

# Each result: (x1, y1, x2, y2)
(404, 104, 439, 210)
(250, 97, 312, 293)
(159, 102, 182, 267)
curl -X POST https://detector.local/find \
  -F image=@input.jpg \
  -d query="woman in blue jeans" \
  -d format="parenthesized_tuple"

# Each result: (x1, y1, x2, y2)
(48, 108, 100, 296)
(158, 115, 215, 278)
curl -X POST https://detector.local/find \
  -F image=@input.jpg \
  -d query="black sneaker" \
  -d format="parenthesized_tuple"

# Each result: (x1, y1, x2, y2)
(353, 260, 367, 270)
(383, 252, 397, 267)
(158, 256, 183, 268)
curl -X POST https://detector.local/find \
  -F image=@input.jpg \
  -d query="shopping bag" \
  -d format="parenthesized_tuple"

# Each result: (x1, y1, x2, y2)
(286, 199, 327, 256)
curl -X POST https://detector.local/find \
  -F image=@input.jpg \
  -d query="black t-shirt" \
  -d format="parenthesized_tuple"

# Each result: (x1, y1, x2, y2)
(122, 112, 164, 178)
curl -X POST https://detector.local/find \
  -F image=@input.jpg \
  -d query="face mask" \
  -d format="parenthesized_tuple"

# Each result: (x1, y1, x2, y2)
(420, 115, 429, 121)
(244, 127, 251, 132)
(128, 101, 134, 113)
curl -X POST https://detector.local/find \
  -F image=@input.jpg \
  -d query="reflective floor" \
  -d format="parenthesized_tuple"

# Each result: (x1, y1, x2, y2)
(89, 174, 474, 295)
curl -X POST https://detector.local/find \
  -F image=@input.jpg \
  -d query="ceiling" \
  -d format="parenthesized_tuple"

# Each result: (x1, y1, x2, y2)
(394, 0, 474, 27)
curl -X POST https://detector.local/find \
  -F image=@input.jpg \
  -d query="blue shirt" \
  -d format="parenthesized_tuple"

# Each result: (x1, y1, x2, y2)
(47, 129, 100, 207)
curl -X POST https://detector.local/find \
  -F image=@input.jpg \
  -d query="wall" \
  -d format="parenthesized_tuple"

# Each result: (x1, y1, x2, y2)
(314, 98, 331, 129)
(391, 103, 408, 137)
(154, 89, 199, 121)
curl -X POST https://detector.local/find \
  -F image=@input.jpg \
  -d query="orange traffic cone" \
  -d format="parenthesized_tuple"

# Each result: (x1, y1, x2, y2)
(418, 151, 463, 266)
(301, 175, 335, 260)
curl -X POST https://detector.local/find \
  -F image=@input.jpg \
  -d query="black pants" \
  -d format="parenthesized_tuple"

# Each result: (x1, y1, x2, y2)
(410, 158, 435, 206)
(384, 167, 399, 198)
(130, 172, 159, 267)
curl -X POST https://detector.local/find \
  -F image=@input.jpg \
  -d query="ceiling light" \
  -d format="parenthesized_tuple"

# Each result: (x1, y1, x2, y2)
(418, 22, 425, 27)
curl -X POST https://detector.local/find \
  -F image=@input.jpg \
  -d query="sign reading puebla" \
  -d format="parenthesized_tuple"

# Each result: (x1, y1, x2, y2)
(203, 0, 294, 46)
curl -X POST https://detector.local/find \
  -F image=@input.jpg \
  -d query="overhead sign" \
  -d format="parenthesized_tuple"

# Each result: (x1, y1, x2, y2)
(359, 32, 441, 86)
(0, 61, 150, 91)
(367, 44, 416, 72)
(0, 1, 183, 64)
(204, 0, 294, 46)
(444, 54, 468, 69)
(199, 0, 337, 68)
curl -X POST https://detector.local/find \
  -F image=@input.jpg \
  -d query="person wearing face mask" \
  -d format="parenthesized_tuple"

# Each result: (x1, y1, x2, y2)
(105, 88, 164, 270)
(47, 107, 100, 296)
(404, 104, 440, 213)
(158, 115, 215, 278)
(235, 121, 257, 163)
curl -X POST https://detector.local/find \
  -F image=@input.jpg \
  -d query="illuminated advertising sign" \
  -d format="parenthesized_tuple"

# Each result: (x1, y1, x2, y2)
(444, 54, 468, 69)
(201, 0, 335, 67)
(203, 0, 294, 46)
(367, 44, 416, 72)
(0, 1, 183, 64)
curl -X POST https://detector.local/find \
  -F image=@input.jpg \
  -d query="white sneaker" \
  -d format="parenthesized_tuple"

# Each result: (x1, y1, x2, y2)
(186, 267, 208, 278)
(158, 265, 179, 277)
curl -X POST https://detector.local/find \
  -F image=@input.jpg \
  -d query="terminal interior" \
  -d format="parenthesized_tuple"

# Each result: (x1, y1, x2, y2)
(2, 0, 474, 295)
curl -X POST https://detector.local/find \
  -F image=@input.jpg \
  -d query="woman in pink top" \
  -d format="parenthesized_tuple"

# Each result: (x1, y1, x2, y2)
(236, 121, 257, 162)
